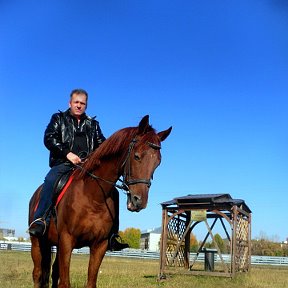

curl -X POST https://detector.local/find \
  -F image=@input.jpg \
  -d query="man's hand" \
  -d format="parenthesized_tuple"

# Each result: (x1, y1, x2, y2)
(66, 152, 82, 165)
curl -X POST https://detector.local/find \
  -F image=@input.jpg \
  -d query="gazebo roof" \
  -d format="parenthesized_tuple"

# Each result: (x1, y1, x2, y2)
(161, 193, 251, 213)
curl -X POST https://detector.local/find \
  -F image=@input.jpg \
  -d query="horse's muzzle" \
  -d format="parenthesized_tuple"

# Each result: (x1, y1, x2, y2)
(127, 193, 146, 212)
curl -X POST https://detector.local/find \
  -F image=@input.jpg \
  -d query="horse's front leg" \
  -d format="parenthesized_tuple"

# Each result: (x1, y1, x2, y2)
(86, 240, 108, 288)
(58, 233, 73, 288)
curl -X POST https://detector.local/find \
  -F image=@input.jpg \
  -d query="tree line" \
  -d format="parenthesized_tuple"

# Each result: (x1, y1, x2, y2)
(118, 228, 288, 256)
(190, 233, 288, 256)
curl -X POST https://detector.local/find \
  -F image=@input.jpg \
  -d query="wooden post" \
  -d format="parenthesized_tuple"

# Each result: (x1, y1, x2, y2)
(184, 211, 191, 269)
(231, 205, 238, 277)
(248, 212, 252, 271)
(158, 206, 168, 279)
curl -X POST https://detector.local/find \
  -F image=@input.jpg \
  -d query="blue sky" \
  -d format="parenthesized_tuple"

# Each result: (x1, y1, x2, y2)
(1, 0, 287, 241)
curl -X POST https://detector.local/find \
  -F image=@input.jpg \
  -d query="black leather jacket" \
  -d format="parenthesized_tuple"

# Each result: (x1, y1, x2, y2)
(44, 109, 106, 167)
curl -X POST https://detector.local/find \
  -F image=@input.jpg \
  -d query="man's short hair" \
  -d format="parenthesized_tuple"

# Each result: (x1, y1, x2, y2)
(70, 89, 88, 101)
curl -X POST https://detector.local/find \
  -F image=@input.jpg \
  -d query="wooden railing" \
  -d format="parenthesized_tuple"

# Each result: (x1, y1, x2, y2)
(1, 241, 288, 266)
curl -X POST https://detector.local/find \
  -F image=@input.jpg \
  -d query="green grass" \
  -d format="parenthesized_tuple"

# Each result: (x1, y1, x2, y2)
(0, 251, 288, 288)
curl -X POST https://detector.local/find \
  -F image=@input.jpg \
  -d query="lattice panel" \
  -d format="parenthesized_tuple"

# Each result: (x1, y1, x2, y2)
(235, 214, 250, 271)
(165, 213, 186, 267)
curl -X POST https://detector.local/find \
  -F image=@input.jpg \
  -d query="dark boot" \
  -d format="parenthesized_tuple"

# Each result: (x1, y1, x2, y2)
(109, 234, 129, 251)
(108, 188, 129, 251)
(28, 219, 46, 237)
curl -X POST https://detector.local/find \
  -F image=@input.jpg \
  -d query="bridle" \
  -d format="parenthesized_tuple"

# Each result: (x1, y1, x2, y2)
(120, 138, 161, 192)
(75, 137, 161, 195)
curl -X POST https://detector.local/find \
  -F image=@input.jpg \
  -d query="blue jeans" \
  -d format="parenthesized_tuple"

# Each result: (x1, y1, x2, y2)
(33, 162, 73, 222)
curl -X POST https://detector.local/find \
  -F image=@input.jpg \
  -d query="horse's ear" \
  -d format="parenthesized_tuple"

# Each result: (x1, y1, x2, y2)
(158, 126, 172, 142)
(138, 115, 150, 134)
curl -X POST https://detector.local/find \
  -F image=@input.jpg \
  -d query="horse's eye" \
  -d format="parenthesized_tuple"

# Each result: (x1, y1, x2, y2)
(134, 153, 141, 161)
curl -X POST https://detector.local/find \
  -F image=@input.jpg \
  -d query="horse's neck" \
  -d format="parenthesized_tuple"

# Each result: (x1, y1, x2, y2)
(89, 157, 122, 189)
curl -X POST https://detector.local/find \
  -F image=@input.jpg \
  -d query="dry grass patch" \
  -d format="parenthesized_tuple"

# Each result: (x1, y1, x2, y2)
(0, 251, 288, 288)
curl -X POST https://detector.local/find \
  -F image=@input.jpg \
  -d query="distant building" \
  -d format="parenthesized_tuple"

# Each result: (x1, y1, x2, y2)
(140, 227, 161, 252)
(0, 228, 15, 238)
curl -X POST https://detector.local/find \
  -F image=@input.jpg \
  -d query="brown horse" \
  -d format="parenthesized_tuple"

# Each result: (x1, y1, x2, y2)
(28, 115, 172, 288)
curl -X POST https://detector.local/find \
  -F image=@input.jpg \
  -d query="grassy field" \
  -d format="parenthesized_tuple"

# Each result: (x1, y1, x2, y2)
(0, 251, 288, 288)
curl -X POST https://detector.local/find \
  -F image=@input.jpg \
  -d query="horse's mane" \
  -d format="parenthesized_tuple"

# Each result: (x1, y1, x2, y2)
(76, 124, 157, 179)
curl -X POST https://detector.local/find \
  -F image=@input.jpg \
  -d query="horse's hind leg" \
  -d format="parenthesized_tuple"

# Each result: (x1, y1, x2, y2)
(31, 238, 42, 288)
(31, 238, 51, 288)
(39, 240, 52, 288)
(51, 251, 59, 288)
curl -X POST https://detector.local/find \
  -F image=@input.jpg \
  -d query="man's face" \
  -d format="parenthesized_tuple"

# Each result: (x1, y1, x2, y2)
(69, 93, 87, 117)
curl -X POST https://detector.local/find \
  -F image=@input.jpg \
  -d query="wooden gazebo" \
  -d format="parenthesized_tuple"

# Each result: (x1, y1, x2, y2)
(158, 194, 252, 278)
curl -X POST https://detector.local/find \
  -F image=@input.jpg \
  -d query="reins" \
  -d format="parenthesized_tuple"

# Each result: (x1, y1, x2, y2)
(74, 137, 161, 194)
(74, 163, 129, 192)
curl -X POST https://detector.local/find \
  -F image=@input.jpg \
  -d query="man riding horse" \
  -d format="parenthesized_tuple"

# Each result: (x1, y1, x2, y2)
(28, 88, 129, 251)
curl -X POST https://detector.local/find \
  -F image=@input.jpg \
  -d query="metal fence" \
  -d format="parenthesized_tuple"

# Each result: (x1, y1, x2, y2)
(1, 241, 288, 266)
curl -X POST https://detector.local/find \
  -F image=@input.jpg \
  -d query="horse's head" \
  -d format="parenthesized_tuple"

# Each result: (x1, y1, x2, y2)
(123, 115, 172, 212)
(78, 115, 171, 212)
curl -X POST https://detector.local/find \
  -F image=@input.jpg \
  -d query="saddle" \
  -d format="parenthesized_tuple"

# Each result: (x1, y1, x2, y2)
(53, 169, 74, 199)
(42, 169, 74, 220)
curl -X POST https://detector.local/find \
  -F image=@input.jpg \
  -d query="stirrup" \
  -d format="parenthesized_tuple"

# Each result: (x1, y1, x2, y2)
(27, 218, 47, 235)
